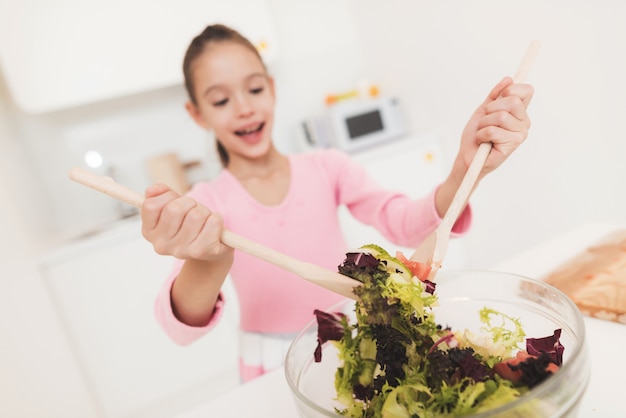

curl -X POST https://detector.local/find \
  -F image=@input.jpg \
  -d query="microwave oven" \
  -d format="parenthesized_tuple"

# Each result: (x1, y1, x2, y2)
(301, 96, 408, 153)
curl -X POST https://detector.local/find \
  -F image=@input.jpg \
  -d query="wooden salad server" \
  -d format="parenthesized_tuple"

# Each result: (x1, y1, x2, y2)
(410, 40, 542, 280)
(68, 167, 361, 300)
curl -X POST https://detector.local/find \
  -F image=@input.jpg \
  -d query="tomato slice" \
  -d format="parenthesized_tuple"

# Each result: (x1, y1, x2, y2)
(494, 350, 531, 383)
(396, 251, 432, 281)
(494, 350, 560, 384)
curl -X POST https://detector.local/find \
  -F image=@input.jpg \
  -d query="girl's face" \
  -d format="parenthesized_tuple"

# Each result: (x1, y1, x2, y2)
(186, 42, 275, 163)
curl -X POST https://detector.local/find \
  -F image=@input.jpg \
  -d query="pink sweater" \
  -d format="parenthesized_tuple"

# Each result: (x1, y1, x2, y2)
(154, 149, 471, 343)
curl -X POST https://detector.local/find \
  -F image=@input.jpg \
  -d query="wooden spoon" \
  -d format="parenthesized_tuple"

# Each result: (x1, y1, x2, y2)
(68, 167, 361, 300)
(410, 40, 541, 280)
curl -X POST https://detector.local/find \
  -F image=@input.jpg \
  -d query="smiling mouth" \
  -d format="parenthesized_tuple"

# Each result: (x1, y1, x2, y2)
(235, 123, 264, 136)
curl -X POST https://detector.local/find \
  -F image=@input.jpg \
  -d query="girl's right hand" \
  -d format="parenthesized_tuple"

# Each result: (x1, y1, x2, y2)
(140, 184, 232, 262)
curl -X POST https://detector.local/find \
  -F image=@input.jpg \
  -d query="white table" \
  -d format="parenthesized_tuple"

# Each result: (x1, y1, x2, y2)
(177, 222, 626, 417)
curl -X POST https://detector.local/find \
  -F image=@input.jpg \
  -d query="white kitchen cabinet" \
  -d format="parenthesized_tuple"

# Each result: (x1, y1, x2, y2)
(39, 219, 241, 418)
(0, 0, 279, 114)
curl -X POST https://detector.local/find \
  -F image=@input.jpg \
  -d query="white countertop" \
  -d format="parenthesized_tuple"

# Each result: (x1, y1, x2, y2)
(176, 222, 626, 418)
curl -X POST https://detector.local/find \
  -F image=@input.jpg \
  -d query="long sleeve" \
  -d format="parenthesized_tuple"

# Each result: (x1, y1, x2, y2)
(153, 258, 227, 345)
(319, 148, 471, 248)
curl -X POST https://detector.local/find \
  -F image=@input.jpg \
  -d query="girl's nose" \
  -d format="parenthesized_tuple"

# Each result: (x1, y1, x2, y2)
(234, 94, 253, 117)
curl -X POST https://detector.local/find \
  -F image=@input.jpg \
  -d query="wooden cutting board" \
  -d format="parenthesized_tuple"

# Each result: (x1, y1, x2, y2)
(541, 229, 626, 324)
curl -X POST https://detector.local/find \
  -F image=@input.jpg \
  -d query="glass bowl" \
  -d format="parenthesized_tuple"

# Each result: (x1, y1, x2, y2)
(284, 270, 590, 417)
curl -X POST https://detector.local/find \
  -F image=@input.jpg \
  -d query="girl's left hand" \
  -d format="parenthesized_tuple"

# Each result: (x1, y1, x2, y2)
(458, 77, 534, 178)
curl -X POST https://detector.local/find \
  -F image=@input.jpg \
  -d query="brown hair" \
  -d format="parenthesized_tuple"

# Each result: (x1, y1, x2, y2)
(183, 24, 267, 167)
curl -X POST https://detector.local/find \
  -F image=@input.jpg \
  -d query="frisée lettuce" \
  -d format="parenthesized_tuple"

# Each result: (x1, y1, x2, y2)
(314, 245, 564, 417)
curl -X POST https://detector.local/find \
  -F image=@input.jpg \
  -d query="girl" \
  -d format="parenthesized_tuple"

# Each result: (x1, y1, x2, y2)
(144, 24, 533, 382)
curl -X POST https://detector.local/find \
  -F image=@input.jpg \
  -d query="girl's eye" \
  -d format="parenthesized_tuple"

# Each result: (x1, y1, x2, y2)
(250, 87, 264, 94)
(212, 98, 228, 107)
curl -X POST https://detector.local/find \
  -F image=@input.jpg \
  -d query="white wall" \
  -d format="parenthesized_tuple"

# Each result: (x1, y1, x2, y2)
(349, 0, 626, 268)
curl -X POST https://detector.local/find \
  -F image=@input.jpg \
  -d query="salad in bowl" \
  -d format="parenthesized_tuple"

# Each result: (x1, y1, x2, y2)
(285, 245, 590, 418)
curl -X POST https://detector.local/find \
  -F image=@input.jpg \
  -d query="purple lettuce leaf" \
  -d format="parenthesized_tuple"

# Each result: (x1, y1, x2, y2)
(313, 309, 347, 362)
(449, 348, 494, 383)
(423, 279, 436, 294)
(526, 329, 564, 366)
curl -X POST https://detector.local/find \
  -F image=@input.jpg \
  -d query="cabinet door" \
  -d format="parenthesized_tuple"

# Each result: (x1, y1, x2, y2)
(0, 0, 278, 114)
(40, 223, 240, 418)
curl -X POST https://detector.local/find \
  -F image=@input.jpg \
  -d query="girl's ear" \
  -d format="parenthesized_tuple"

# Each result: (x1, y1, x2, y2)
(185, 101, 210, 130)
